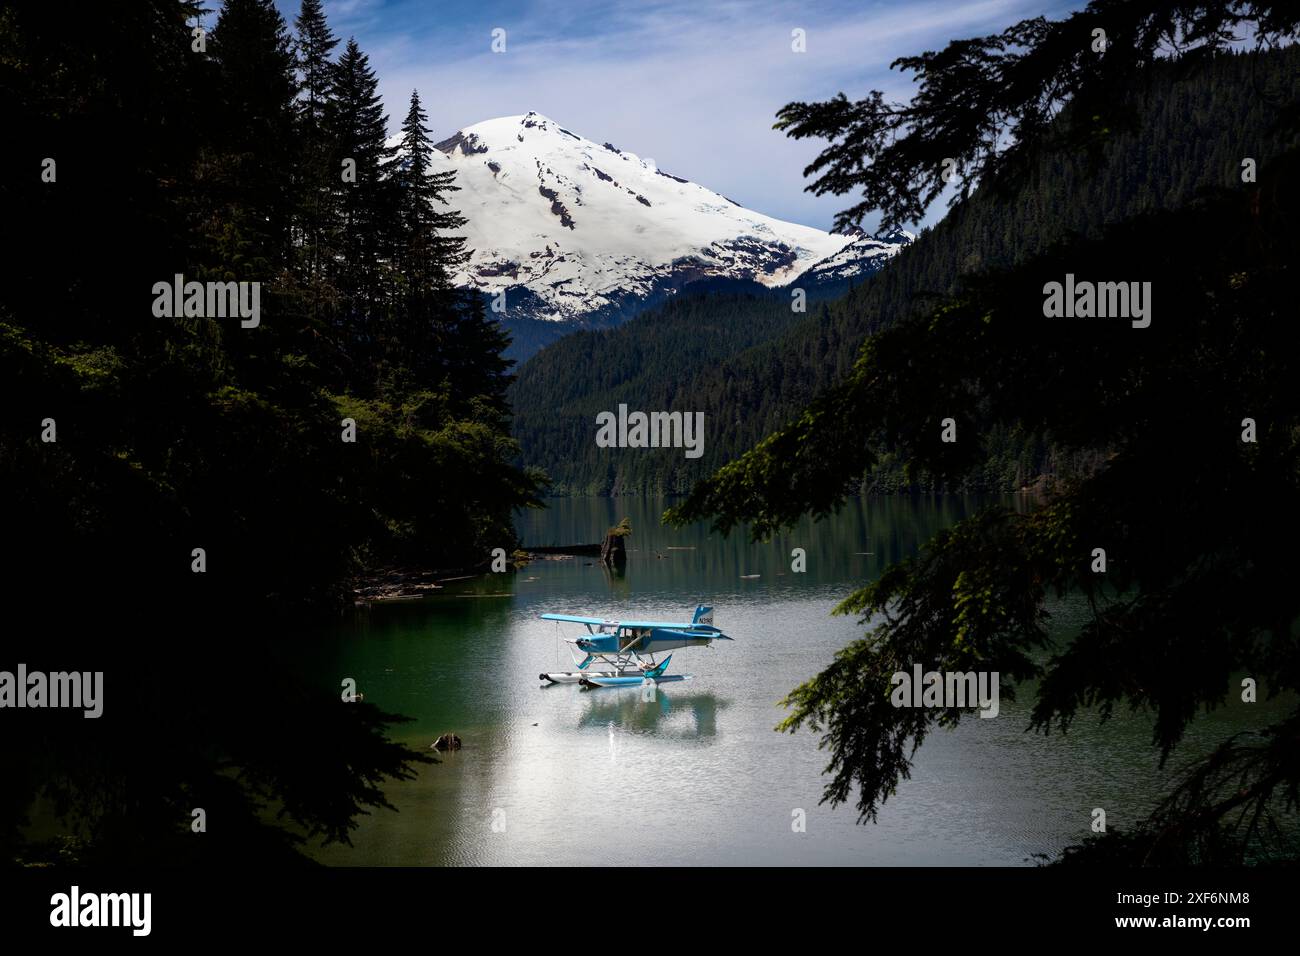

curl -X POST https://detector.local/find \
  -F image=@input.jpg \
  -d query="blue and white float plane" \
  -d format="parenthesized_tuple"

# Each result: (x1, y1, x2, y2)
(539, 606, 731, 688)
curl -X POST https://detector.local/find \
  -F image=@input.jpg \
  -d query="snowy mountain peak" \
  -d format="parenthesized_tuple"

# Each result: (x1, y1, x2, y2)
(437, 112, 661, 175)
(424, 114, 912, 349)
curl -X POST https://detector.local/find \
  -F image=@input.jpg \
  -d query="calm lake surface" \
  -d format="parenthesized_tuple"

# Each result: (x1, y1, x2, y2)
(307, 496, 1283, 866)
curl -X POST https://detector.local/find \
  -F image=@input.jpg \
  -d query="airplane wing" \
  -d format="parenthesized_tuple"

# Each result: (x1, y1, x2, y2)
(653, 628, 732, 641)
(540, 613, 610, 625)
(542, 614, 725, 632)
(617, 620, 706, 631)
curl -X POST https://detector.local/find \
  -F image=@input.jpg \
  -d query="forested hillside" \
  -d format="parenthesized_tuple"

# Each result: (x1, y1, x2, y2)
(0, 0, 539, 865)
(668, 0, 1300, 865)
(1, 0, 541, 611)
(512, 45, 1300, 495)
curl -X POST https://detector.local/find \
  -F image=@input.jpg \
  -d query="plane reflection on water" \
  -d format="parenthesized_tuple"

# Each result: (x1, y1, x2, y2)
(576, 687, 728, 739)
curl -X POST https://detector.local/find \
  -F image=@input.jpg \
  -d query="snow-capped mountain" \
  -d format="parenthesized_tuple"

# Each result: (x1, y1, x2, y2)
(794, 227, 914, 286)
(423, 112, 911, 353)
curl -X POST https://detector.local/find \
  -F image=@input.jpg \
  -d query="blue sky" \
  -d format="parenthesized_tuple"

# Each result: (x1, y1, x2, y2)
(271, 0, 1082, 232)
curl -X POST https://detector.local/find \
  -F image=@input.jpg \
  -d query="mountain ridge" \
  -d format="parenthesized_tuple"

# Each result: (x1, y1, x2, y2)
(510, 45, 1300, 494)
(417, 112, 911, 357)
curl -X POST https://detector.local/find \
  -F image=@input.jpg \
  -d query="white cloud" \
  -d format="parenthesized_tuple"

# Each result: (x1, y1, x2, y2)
(361, 0, 1075, 229)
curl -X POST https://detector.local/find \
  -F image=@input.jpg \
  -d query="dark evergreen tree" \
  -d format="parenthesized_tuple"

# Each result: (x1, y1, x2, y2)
(0, 0, 542, 867)
(205, 0, 299, 275)
(293, 0, 341, 287)
(388, 88, 455, 388)
(393, 90, 441, 287)
(773, 0, 1300, 233)
(666, 0, 1300, 864)
(327, 37, 395, 381)
(389, 89, 513, 415)
(294, 0, 337, 141)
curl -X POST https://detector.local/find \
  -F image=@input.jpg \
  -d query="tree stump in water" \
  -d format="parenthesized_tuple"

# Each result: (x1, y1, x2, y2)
(432, 733, 462, 751)
(599, 531, 626, 568)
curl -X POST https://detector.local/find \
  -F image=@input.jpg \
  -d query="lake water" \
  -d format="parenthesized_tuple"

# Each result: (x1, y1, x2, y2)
(307, 496, 1284, 866)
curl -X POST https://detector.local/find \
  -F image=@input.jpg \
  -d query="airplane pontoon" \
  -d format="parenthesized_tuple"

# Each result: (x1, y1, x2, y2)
(539, 605, 730, 687)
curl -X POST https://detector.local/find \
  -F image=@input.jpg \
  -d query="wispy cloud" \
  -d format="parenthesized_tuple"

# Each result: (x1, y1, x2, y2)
(282, 0, 1082, 229)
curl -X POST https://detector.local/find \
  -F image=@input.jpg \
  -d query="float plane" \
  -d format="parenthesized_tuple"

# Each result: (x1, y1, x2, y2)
(539, 605, 730, 687)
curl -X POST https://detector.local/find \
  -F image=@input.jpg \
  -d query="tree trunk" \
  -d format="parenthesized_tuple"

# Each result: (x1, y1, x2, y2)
(600, 532, 627, 568)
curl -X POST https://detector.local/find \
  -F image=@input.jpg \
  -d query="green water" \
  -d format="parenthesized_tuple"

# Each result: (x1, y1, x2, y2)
(307, 496, 1284, 866)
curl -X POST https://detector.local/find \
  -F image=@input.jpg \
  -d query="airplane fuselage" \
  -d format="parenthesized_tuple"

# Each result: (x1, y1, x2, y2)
(575, 625, 724, 656)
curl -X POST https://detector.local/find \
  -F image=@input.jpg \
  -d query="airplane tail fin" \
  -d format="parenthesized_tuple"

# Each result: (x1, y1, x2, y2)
(692, 605, 714, 626)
